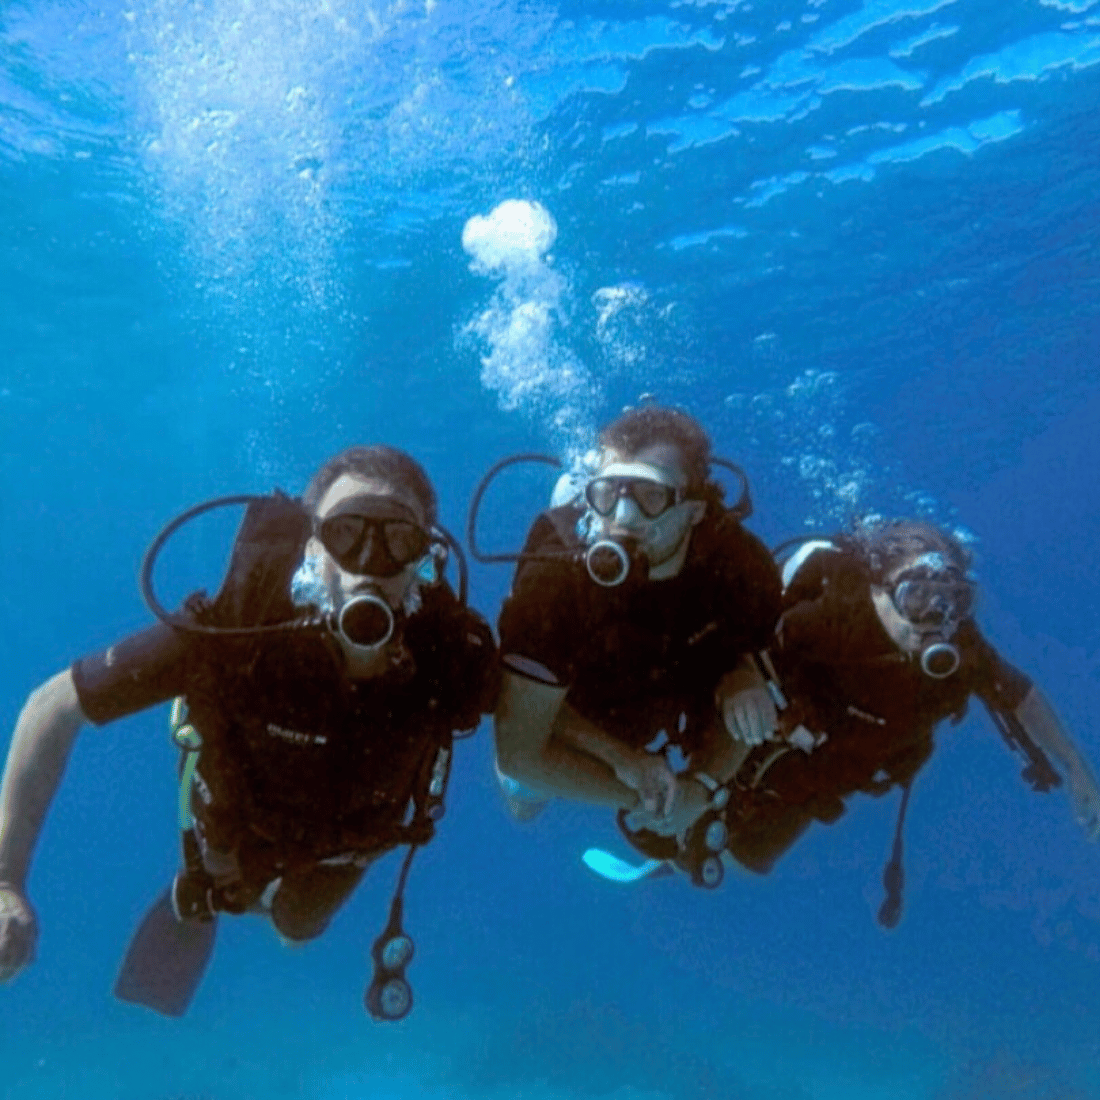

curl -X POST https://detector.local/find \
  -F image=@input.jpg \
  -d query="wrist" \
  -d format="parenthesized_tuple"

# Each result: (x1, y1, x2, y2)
(715, 660, 765, 708)
(0, 858, 26, 892)
(686, 770, 729, 811)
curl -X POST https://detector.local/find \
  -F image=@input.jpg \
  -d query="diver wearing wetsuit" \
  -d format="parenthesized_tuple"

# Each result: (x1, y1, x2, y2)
(0, 445, 496, 1016)
(723, 520, 1100, 920)
(494, 405, 782, 839)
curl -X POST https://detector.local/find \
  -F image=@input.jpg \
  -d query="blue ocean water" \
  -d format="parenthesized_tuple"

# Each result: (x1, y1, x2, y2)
(2, 0, 1099, 1096)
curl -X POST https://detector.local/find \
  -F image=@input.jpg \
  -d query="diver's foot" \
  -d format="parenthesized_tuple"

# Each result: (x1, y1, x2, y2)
(170, 871, 216, 923)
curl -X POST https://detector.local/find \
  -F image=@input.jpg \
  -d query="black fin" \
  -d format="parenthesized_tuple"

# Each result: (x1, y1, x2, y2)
(114, 889, 217, 1017)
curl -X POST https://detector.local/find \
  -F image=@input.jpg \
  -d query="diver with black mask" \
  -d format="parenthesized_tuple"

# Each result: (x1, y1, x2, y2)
(484, 403, 782, 845)
(0, 445, 497, 1020)
(705, 518, 1100, 927)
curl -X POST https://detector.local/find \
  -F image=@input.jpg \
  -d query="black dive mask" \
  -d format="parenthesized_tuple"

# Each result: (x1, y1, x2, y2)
(316, 494, 432, 578)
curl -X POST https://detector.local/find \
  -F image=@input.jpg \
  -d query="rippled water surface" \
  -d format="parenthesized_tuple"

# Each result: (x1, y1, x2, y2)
(2, 1, 1099, 1097)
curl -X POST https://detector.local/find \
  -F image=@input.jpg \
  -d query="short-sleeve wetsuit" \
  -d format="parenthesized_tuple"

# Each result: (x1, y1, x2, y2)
(498, 503, 782, 757)
(73, 584, 495, 933)
(727, 543, 1032, 872)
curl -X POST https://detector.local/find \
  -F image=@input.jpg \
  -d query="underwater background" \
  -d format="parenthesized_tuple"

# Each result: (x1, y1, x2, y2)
(2, 0, 1099, 1097)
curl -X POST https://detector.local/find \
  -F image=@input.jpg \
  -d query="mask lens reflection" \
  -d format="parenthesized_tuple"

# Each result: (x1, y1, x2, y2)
(892, 569, 972, 626)
(319, 515, 364, 559)
(319, 515, 430, 577)
(585, 479, 619, 516)
(632, 480, 676, 517)
(383, 521, 430, 565)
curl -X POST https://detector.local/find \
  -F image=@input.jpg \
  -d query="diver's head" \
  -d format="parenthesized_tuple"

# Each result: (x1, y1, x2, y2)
(598, 404, 714, 499)
(303, 445, 437, 526)
(586, 405, 715, 580)
(301, 446, 439, 656)
(858, 519, 976, 675)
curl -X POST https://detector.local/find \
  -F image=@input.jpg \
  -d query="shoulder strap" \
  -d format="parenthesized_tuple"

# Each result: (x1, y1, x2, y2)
(780, 538, 841, 592)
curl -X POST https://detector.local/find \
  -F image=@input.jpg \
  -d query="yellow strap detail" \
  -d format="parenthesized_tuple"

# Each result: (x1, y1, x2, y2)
(170, 697, 202, 830)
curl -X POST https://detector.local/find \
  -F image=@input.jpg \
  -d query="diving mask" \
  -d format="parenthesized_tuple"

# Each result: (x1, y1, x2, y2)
(581, 471, 690, 586)
(316, 494, 432, 578)
(890, 554, 974, 629)
(585, 475, 686, 519)
(888, 554, 974, 679)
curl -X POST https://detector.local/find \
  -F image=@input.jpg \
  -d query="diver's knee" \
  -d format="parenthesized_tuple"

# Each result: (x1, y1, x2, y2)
(270, 900, 329, 943)
(495, 762, 551, 822)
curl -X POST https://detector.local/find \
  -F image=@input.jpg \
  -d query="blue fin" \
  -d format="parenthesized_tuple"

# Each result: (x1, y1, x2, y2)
(114, 889, 217, 1017)
(582, 848, 674, 883)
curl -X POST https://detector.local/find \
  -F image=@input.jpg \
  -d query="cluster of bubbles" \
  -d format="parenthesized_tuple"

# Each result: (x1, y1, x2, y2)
(460, 198, 676, 452)
(724, 337, 886, 530)
(592, 283, 652, 372)
(125, 0, 359, 311)
(723, 337, 970, 539)
(460, 199, 599, 448)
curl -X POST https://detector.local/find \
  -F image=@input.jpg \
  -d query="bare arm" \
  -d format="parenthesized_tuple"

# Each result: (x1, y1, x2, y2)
(634, 707, 757, 840)
(0, 669, 88, 889)
(1015, 685, 1100, 841)
(689, 716, 754, 789)
(554, 662, 764, 835)
(0, 669, 87, 981)
(493, 669, 641, 809)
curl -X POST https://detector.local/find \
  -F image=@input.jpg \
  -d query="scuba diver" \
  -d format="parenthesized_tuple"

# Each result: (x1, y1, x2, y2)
(0, 445, 497, 1018)
(481, 404, 782, 873)
(616, 518, 1100, 921)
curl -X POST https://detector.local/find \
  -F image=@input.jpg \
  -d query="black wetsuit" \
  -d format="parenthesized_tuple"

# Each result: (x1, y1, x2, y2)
(727, 544, 1032, 873)
(497, 503, 782, 756)
(74, 585, 496, 938)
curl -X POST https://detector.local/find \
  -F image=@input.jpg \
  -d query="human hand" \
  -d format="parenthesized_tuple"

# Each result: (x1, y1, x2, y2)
(1067, 766, 1100, 842)
(614, 752, 677, 818)
(642, 775, 712, 840)
(0, 884, 37, 983)
(720, 683, 779, 748)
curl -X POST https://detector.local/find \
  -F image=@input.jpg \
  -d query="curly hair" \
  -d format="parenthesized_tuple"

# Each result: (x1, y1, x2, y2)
(598, 404, 715, 497)
(850, 518, 972, 583)
(301, 445, 437, 524)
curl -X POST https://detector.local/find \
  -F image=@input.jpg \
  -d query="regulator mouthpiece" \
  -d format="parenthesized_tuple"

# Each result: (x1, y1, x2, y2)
(920, 640, 960, 679)
(337, 593, 395, 650)
(584, 540, 633, 587)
